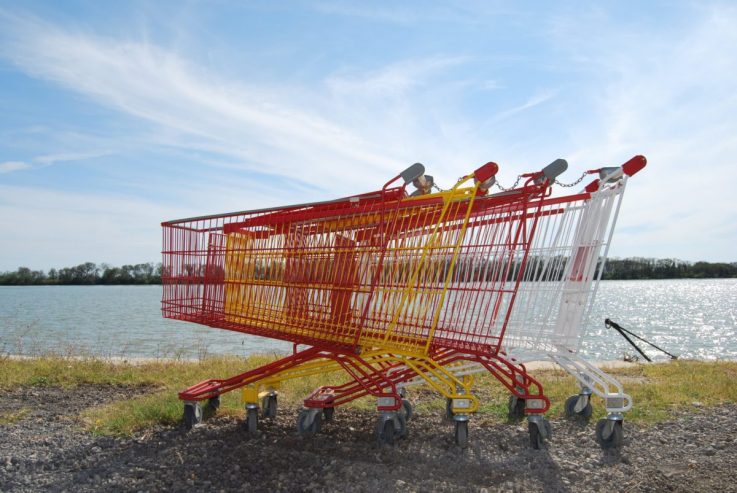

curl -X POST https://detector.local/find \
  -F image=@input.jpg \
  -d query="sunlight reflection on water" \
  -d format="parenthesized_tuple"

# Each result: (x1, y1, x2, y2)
(1, 279, 735, 361)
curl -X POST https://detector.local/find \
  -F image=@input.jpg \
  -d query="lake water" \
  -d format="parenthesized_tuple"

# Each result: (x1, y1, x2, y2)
(1, 279, 735, 361)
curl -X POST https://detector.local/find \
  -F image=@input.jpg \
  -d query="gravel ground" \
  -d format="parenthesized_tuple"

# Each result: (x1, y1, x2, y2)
(1, 384, 735, 492)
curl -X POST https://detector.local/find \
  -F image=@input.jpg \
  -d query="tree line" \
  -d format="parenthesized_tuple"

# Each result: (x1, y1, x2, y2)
(600, 257, 737, 280)
(0, 262, 162, 285)
(0, 257, 735, 285)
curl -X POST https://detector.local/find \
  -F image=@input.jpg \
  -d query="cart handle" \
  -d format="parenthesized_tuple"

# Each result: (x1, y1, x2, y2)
(474, 161, 499, 183)
(585, 155, 647, 192)
(528, 158, 568, 184)
(622, 155, 647, 176)
(383, 162, 426, 190)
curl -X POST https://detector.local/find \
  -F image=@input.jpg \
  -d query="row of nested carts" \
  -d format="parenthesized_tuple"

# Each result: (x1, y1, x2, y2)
(161, 155, 646, 449)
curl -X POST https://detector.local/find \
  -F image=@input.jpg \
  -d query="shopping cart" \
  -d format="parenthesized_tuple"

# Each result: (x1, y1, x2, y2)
(393, 155, 647, 448)
(162, 159, 568, 447)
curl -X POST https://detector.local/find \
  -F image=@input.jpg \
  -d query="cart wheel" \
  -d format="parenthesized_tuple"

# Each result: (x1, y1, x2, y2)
(323, 407, 335, 423)
(376, 417, 396, 445)
(245, 407, 258, 434)
(564, 395, 592, 419)
(595, 418, 623, 449)
(262, 395, 278, 419)
(397, 411, 408, 439)
(528, 420, 545, 449)
(203, 395, 220, 420)
(454, 420, 469, 448)
(297, 409, 321, 436)
(445, 398, 453, 421)
(508, 395, 526, 419)
(183, 402, 202, 430)
(207, 395, 221, 411)
(400, 399, 413, 422)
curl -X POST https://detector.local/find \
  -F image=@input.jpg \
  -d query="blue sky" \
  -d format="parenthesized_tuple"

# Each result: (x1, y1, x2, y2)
(0, 1, 735, 270)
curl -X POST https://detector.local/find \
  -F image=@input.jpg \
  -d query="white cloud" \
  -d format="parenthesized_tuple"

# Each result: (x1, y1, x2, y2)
(0, 182, 288, 271)
(0, 151, 113, 175)
(1, 5, 736, 266)
(326, 56, 469, 98)
(35, 150, 112, 166)
(0, 161, 30, 173)
(0, 12, 409, 193)
(310, 1, 491, 25)
(480, 90, 556, 128)
(548, 4, 737, 262)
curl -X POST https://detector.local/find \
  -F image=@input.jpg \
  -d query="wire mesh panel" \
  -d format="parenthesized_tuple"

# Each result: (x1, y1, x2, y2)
(162, 177, 555, 356)
(502, 180, 627, 353)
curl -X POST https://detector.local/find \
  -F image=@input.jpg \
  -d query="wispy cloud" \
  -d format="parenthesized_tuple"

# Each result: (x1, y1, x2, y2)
(310, 1, 501, 26)
(1, 4, 735, 267)
(326, 56, 469, 99)
(550, 3, 737, 261)
(0, 161, 31, 174)
(35, 150, 112, 166)
(0, 184, 175, 269)
(0, 12, 410, 192)
(480, 90, 556, 128)
(0, 150, 113, 174)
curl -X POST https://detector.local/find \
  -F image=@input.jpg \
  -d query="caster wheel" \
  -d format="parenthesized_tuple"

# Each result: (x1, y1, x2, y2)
(396, 411, 408, 439)
(564, 395, 592, 419)
(262, 395, 278, 419)
(203, 396, 220, 419)
(323, 407, 335, 423)
(245, 407, 259, 434)
(454, 420, 468, 448)
(376, 417, 397, 445)
(297, 409, 321, 436)
(400, 399, 413, 422)
(207, 395, 221, 411)
(595, 418, 624, 449)
(508, 395, 526, 420)
(529, 421, 544, 449)
(183, 402, 202, 430)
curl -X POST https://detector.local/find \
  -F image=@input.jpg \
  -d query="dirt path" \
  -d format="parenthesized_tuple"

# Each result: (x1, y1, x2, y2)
(1, 385, 735, 492)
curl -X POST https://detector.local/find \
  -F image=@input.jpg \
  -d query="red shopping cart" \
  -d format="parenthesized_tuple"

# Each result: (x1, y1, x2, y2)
(162, 159, 568, 447)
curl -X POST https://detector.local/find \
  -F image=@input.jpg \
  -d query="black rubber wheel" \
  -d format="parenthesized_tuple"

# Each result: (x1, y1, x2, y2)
(262, 395, 277, 419)
(323, 407, 335, 423)
(297, 409, 321, 436)
(376, 418, 396, 445)
(595, 419, 624, 449)
(529, 421, 544, 449)
(183, 403, 201, 430)
(445, 398, 453, 421)
(400, 399, 413, 422)
(508, 395, 526, 420)
(396, 412, 408, 439)
(454, 420, 469, 448)
(202, 396, 220, 420)
(543, 418, 552, 440)
(564, 395, 593, 419)
(207, 395, 221, 411)
(246, 408, 258, 434)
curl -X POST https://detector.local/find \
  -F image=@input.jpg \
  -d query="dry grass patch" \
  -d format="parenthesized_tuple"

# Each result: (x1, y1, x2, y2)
(2, 356, 735, 436)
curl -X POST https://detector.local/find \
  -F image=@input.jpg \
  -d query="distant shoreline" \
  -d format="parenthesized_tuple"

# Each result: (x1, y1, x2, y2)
(2, 277, 736, 287)
(1, 258, 736, 285)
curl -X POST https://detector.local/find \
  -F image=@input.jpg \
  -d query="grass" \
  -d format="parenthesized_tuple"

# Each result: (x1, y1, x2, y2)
(0, 407, 31, 425)
(1, 355, 735, 436)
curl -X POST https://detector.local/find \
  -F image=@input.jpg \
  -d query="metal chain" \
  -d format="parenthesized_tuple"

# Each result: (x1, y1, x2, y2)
(493, 175, 523, 192)
(434, 170, 589, 192)
(554, 172, 588, 188)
